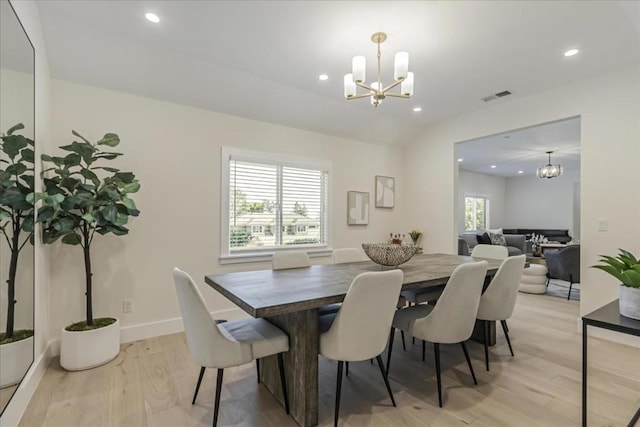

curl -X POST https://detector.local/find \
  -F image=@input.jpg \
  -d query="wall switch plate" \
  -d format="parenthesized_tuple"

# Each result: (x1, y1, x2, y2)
(597, 218, 608, 232)
(123, 299, 133, 313)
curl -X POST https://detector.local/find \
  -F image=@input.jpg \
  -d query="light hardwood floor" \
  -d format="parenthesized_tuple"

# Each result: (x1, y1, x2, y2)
(20, 293, 640, 427)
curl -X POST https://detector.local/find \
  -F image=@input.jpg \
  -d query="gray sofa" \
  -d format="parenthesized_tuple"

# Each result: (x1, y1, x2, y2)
(458, 231, 526, 256)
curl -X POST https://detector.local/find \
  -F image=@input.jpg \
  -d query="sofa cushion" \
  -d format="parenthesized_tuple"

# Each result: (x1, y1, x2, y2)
(476, 232, 491, 245)
(507, 246, 524, 256)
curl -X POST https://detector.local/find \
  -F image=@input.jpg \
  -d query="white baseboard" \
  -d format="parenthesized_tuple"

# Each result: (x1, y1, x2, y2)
(1, 340, 56, 427)
(47, 307, 248, 357)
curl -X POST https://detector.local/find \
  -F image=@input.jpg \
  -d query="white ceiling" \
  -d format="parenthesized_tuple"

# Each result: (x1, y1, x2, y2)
(35, 1, 640, 146)
(456, 117, 581, 178)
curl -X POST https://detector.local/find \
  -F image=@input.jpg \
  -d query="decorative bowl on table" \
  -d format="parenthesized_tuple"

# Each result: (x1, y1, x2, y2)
(361, 243, 418, 267)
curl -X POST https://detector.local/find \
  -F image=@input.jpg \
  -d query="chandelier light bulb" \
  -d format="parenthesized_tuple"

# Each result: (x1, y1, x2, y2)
(352, 56, 366, 83)
(344, 74, 356, 98)
(394, 51, 409, 81)
(401, 72, 414, 96)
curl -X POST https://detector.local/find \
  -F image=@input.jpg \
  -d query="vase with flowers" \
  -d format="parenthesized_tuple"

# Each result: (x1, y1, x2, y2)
(530, 233, 548, 257)
(408, 229, 423, 254)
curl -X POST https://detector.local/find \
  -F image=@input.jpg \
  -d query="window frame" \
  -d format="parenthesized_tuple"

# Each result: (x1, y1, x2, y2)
(220, 147, 332, 264)
(464, 194, 490, 231)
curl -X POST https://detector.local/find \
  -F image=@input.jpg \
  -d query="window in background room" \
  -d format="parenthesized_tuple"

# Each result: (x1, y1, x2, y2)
(223, 149, 330, 256)
(465, 196, 489, 231)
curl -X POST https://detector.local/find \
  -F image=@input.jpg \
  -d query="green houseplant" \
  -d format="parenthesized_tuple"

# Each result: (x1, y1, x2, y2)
(592, 249, 640, 320)
(0, 124, 36, 387)
(1, 124, 35, 342)
(39, 130, 140, 370)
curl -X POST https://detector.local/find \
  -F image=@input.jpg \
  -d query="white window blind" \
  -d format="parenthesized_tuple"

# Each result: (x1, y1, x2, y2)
(228, 157, 329, 253)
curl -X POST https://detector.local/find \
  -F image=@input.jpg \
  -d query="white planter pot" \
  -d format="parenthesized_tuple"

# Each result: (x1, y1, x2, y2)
(0, 335, 33, 388)
(619, 285, 640, 320)
(60, 318, 120, 371)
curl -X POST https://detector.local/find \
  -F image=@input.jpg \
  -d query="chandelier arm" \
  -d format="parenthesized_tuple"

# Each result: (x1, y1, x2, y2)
(384, 93, 411, 98)
(346, 93, 373, 100)
(355, 81, 377, 92)
(381, 79, 403, 93)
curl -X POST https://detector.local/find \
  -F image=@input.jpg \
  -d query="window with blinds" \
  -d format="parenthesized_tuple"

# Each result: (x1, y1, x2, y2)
(227, 156, 329, 253)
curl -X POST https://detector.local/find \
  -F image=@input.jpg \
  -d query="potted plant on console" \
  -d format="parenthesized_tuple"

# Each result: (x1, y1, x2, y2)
(0, 124, 36, 386)
(592, 249, 640, 320)
(39, 130, 140, 370)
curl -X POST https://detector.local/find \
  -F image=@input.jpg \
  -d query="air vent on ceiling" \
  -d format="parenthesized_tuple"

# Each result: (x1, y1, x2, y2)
(482, 90, 513, 103)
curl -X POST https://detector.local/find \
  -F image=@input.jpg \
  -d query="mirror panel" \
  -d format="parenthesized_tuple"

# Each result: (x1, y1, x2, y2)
(0, 0, 35, 414)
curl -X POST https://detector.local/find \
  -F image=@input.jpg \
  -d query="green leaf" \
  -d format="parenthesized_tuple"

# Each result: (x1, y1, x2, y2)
(123, 182, 140, 193)
(21, 148, 34, 163)
(592, 265, 625, 282)
(96, 133, 120, 147)
(53, 217, 76, 233)
(22, 216, 34, 232)
(45, 193, 65, 206)
(619, 249, 638, 263)
(6, 163, 27, 176)
(7, 123, 25, 135)
(91, 166, 119, 173)
(36, 206, 55, 223)
(63, 153, 82, 167)
(71, 130, 92, 145)
(0, 211, 10, 221)
(61, 232, 82, 245)
(114, 172, 135, 184)
(101, 205, 118, 223)
(1, 135, 28, 159)
(94, 152, 122, 160)
(121, 196, 137, 211)
(621, 270, 640, 287)
(81, 213, 95, 223)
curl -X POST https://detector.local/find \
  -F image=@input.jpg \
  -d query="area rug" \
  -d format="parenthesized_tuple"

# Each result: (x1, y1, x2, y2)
(546, 281, 580, 301)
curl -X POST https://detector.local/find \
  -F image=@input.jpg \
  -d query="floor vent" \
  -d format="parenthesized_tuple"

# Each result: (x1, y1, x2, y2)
(482, 90, 513, 102)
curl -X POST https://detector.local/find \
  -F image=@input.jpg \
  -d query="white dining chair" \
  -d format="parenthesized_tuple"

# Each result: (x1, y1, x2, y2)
(387, 261, 488, 407)
(172, 268, 290, 426)
(471, 244, 508, 260)
(476, 254, 526, 371)
(319, 269, 404, 426)
(332, 247, 367, 264)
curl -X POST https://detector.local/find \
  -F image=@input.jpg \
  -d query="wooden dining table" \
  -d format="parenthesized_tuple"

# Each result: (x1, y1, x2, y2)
(205, 253, 503, 427)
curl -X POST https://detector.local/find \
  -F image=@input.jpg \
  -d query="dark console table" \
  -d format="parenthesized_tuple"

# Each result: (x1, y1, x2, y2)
(582, 300, 640, 427)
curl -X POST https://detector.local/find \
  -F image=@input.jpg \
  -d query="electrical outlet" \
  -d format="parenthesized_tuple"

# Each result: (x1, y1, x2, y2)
(122, 299, 133, 313)
(597, 218, 608, 232)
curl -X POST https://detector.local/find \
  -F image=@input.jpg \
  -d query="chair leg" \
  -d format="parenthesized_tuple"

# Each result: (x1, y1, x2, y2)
(277, 353, 290, 414)
(483, 320, 490, 372)
(345, 361, 349, 377)
(375, 355, 396, 407)
(335, 361, 344, 427)
(567, 275, 574, 300)
(192, 366, 206, 405)
(401, 330, 407, 351)
(213, 368, 224, 427)
(256, 358, 260, 383)
(500, 320, 514, 357)
(422, 340, 426, 362)
(460, 342, 478, 385)
(387, 327, 396, 375)
(433, 343, 443, 408)
(546, 275, 550, 288)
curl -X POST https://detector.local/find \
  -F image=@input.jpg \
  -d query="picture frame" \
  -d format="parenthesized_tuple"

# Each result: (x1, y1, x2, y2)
(375, 175, 395, 208)
(347, 191, 369, 225)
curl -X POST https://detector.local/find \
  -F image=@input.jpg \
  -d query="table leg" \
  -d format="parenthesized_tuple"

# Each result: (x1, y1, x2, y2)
(262, 309, 319, 427)
(582, 321, 587, 427)
(471, 319, 496, 346)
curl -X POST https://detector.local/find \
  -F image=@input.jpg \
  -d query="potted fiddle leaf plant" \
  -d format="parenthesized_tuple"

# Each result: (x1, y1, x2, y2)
(592, 249, 640, 320)
(39, 130, 140, 370)
(0, 123, 36, 387)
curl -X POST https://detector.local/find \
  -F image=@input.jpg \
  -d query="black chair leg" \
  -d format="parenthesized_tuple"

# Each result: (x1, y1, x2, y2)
(277, 353, 290, 414)
(213, 368, 224, 427)
(387, 327, 396, 375)
(567, 282, 573, 300)
(433, 343, 442, 407)
(256, 358, 261, 383)
(335, 361, 344, 427)
(422, 340, 426, 362)
(192, 366, 206, 404)
(546, 276, 550, 288)
(500, 320, 514, 357)
(483, 320, 490, 371)
(375, 355, 396, 407)
(413, 336, 415, 345)
(401, 330, 407, 351)
(346, 361, 349, 377)
(460, 342, 477, 385)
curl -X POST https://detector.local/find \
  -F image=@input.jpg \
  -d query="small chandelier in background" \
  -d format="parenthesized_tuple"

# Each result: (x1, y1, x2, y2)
(344, 32, 414, 107)
(537, 151, 563, 179)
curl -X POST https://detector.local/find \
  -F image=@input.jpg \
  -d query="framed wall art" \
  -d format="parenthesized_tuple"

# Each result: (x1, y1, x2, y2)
(375, 175, 395, 208)
(347, 191, 369, 225)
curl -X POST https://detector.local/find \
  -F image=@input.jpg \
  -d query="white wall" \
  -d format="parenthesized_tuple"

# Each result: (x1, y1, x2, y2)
(503, 169, 580, 236)
(2, 1, 52, 426)
(402, 64, 640, 319)
(457, 170, 506, 234)
(45, 79, 405, 341)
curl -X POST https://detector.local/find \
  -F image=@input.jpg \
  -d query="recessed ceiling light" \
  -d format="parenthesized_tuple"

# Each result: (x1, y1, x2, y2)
(318, 74, 329, 81)
(491, 165, 497, 169)
(518, 170, 524, 174)
(504, 135, 510, 139)
(145, 12, 160, 23)
(457, 158, 463, 162)
(413, 107, 422, 112)
(564, 49, 579, 57)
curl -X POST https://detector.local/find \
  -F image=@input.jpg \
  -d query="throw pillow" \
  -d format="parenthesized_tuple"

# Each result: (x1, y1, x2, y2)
(489, 232, 508, 246)
(487, 227, 503, 235)
(476, 232, 491, 245)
